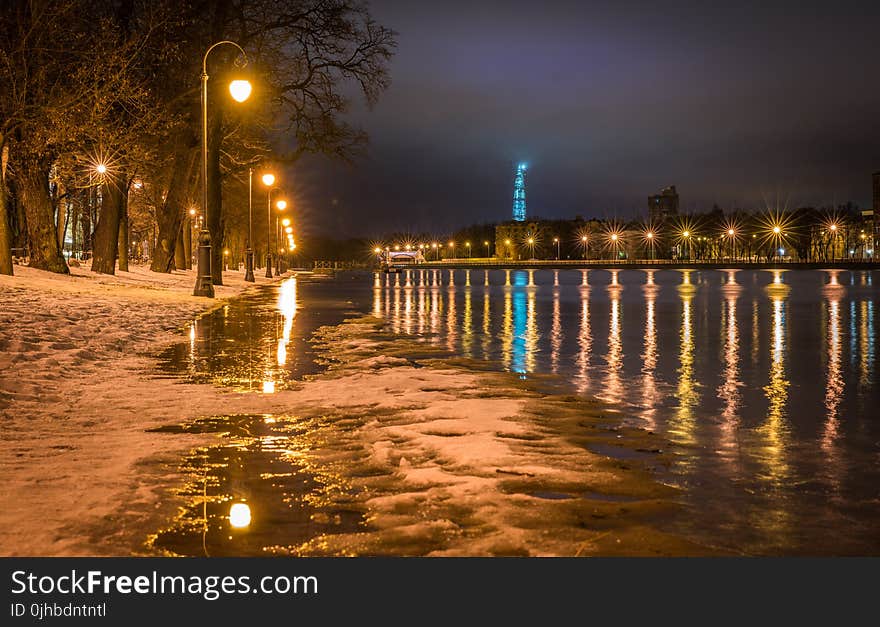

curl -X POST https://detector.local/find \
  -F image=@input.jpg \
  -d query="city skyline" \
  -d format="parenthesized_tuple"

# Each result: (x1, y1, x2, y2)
(290, 0, 880, 238)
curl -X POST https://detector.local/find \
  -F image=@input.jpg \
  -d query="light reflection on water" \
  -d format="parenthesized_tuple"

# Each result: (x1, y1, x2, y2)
(372, 267, 880, 553)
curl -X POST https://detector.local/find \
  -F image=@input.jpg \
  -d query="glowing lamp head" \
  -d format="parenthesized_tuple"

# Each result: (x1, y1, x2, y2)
(505, 239, 511, 245)
(830, 224, 838, 231)
(773, 226, 781, 234)
(528, 238, 534, 244)
(95, 163, 107, 174)
(275, 199, 287, 210)
(448, 241, 454, 247)
(374, 247, 381, 254)
(285, 227, 293, 234)
(682, 230, 690, 238)
(261, 173, 275, 186)
(484, 241, 489, 245)
(223, 249, 229, 255)
(281, 218, 290, 227)
(581, 236, 588, 242)
(228, 79, 252, 103)
(646, 232, 654, 239)
(189, 208, 196, 216)
(728, 229, 735, 236)
(465, 241, 470, 246)
(611, 233, 619, 241)
(553, 237, 559, 242)
(229, 502, 251, 528)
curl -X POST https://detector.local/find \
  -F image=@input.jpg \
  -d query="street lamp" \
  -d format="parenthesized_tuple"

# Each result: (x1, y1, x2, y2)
(244, 169, 256, 282)
(448, 241, 455, 259)
(194, 40, 251, 298)
(646, 231, 654, 260)
(527, 237, 535, 259)
(261, 172, 276, 278)
(465, 241, 471, 258)
(581, 235, 588, 260)
(553, 237, 560, 260)
(275, 199, 287, 273)
(505, 238, 512, 260)
(484, 240, 490, 258)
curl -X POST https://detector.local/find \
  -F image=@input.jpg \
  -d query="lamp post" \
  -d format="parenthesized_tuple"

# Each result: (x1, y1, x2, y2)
(646, 231, 654, 260)
(465, 241, 471, 258)
(188, 207, 197, 267)
(275, 199, 287, 273)
(194, 40, 252, 297)
(581, 235, 588, 260)
(484, 240, 490, 258)
(261, 173, 276, 278)
(244, 168, 255, 282)
(553, 237, 560, 260)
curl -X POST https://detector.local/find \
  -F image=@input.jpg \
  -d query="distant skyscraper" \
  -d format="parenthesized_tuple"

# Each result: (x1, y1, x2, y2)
(512, 163, 527, 222)
(648, 185, 679, 223)
(873, 172, 879, 248)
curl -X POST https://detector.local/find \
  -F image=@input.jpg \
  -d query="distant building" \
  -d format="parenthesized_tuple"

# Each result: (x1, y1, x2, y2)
(874, 172, 880, 251)
(512, 163, 527, 222)
(648, 185, 679, 224)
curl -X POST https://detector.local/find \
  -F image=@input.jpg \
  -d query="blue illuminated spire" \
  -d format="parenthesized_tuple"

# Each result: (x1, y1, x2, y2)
(512, 163, 527, 222)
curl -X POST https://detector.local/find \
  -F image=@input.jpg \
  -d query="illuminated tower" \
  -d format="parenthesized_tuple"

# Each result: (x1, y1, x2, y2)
(512, 163, 527, 222)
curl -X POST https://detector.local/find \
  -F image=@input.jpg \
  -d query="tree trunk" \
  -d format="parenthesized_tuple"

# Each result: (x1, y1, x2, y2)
(151, 131, 197, 273)
(117, 191, 129, 272)
(0, 138, 12, 275)
(183, 217, 192, 269)
(174, 221, 186, 270)
(15, 153, 68, 273)
(92, 172, 126, 274)
(55, 183, 67, 250)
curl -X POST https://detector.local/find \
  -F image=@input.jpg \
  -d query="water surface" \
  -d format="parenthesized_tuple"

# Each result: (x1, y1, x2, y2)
(373, 268, 879, 554)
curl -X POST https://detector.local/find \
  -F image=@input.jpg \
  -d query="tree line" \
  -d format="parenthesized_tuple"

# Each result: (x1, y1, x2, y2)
(0, 0, 395, 278)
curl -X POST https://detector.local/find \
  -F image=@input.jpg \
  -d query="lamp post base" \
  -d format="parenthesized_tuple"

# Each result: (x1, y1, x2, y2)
(193, 229, 215, 297)
(265, 254, 273, 279)
(244, 248, 255, 282)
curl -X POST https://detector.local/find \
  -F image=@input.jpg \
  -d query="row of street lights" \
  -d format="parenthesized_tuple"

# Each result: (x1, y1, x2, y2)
(194, 40, 296, 295)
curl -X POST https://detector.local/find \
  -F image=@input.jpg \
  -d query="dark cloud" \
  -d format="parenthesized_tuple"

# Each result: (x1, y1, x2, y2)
(286, 0, 880, 238)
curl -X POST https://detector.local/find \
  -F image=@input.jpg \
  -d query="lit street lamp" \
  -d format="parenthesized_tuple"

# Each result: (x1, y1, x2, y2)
(194, 40, 251, 298)
(553, 237, 560, 260)
(275, 199, 287, 273)
(261, 172, 277, 278)
(581, 235, 588, 260)
(484, 240, 490, 258)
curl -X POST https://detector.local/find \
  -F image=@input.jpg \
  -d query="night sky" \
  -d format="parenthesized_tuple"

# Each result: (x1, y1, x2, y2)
(288, 0, 880, 238)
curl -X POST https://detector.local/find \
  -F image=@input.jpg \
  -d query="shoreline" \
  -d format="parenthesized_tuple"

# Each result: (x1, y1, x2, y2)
(1, 266, 713, 556)
(407, 260, 880, 271)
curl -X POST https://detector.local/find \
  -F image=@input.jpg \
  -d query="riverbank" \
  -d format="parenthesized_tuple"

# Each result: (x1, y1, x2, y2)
(415, 259, 880, 270)
(0, 267, 711, 556)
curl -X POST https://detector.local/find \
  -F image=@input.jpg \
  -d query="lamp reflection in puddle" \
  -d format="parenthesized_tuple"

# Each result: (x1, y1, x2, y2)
(229, 502, 252, 529)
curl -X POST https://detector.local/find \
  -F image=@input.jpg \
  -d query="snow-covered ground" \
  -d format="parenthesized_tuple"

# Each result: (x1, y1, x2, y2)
(1, 264, 701, 556)
(0, 264, 293, 555)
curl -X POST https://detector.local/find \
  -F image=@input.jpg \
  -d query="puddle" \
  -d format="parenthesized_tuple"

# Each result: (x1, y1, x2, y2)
(148, 413, 369, 557)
